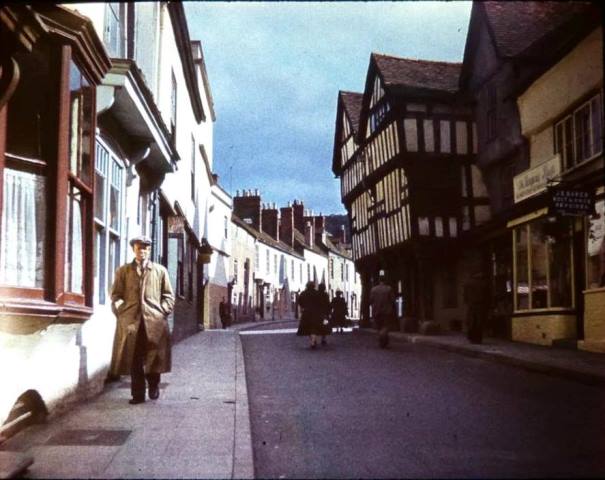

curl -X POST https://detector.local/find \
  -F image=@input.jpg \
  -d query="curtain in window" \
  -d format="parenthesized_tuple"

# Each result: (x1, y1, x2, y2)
(65, 187, 84, 294)
(0, 169, 45, 287)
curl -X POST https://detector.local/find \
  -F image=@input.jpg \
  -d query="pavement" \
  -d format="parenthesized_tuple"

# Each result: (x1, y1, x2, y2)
(1, 317, 604, 478)
(0, 329, 254, 479)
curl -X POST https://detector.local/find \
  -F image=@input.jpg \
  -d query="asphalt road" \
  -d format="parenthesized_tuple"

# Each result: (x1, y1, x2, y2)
(240, 323, 605, 479)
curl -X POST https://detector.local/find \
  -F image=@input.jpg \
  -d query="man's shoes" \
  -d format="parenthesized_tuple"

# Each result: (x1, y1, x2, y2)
(310, 343, 317, 349)
(321, 339, 327, 345)
(129, 397, 145, 405)
(148, 385, 160, 400)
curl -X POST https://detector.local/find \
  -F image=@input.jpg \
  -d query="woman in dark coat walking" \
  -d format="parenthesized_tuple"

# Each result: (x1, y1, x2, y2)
(297, 281, 322, 348)
(330, 290, 348, 332)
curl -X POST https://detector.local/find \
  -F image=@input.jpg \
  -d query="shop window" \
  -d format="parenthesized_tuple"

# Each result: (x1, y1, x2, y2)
(586, 199, 605, 289)
(555, 91, 603, 170)
(514, 218, 573, 311)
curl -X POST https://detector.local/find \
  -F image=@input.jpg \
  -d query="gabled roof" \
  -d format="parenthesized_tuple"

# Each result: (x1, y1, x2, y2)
(357, 53, 462, 143)
(483, 1, 597, 59)
(373, 53, 461, 94)
(332, 90, 363, 175)
(340, 91, 363, 134)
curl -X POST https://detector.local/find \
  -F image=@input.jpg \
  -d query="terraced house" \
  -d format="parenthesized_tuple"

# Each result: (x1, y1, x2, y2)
(0, 3, 217, 435)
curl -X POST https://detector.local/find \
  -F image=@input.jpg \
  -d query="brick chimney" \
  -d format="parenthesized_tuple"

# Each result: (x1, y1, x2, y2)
(313, 215, 325, 235)
(233, 189, 261, 231)
(293, 200, 305, 234)
(280, 203, 294, 248)
(262, 203, 279, 241)
(304, 220, 314, 248)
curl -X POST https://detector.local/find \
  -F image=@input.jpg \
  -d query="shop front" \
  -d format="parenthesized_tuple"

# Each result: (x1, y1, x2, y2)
(508, 184, 604, 349)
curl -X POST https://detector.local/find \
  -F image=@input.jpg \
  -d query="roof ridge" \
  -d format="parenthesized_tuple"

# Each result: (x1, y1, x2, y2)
(372, 52, 462, 66)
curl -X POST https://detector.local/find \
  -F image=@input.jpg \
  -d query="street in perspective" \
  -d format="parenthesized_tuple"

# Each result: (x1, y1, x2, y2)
(1, 1, 604, 479)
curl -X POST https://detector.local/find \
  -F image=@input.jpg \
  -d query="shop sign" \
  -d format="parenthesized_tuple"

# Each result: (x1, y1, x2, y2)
(549, 188, 595, 216)
(167, 215, 185, 234)
(513, 154, 561, 203)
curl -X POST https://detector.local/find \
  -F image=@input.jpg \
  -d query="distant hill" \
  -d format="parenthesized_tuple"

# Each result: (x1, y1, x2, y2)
(325, 214, 350, 242)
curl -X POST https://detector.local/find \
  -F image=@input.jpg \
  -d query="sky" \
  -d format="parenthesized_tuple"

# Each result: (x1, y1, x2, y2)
(185, 1, 472, 215)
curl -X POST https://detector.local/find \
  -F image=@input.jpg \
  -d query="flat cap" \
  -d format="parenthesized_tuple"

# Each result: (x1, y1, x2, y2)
(129, 235, 152, 247)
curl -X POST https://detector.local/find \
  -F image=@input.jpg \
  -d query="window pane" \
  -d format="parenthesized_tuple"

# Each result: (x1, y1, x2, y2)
(65, 185, 84, 294)
(530, 223, 548, 309)
(455, 121, 468, 154)
(68, 62, 93, 184)
(591, 96, 602, 158)
(423, 119, 434, 153)
(0, 169, 46, 287)
(440, 120, 451, 153)
(549, 220, 573, 308)
(404, 118, 418, 152)
(564, 117, 574, 168)
(95, 227, 106, 304)
(108, 234, 119, 293)
(110, 185, 119, 230)
(574, 104, 591, 164)
(515, 226, 529, 310)
(95, 171, 105, 220)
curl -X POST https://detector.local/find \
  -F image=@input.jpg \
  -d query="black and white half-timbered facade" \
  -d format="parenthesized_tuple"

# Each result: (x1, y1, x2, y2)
(333, 54, 490, 330)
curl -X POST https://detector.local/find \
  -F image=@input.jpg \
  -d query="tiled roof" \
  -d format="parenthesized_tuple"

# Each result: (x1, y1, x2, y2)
(483, 1, 597, 58)
(372, 53, 461, 94)
(340, 91, 363, 134)
(293, 230, 327, 257)
(231, 214, 304, 259)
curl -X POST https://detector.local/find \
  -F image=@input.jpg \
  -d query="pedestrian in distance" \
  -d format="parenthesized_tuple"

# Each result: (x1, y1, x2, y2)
(463, 270, 490, 344)
(219, 297, 232, 329)
(330, 290, 348, 333)
(317, 283, 331, 346)
(296, 281, 322, 349)
(369, 270, 396, 349)
(110, 235, 175, 405)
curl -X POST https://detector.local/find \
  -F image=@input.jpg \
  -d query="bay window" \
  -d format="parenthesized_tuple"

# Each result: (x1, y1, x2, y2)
(513, 218, 573, 311)
(0, 42, 97, 312)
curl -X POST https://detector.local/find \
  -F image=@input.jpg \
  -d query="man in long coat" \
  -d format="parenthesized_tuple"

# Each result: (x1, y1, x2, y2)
(369, 270, 396, 348)
(111, 235, 175, 404)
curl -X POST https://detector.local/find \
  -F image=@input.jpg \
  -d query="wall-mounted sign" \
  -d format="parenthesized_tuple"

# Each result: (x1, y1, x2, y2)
(549, 188, 595, 216)
(513, 154, 561, 203)
(167, 215, 185, 234)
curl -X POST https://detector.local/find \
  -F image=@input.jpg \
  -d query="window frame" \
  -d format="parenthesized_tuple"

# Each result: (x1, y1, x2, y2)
(512, 219, 575, 313)
(0, 44, 96, 312)
(554, 90, 603, 171)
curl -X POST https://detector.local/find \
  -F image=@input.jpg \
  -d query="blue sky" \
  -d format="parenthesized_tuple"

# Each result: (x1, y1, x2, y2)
(185, 1, 472, 215)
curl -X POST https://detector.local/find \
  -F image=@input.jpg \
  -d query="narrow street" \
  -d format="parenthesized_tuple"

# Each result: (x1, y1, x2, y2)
(241, 322, 605, 479)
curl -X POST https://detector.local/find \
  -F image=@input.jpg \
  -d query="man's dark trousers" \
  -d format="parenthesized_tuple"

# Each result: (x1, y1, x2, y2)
(131, 320, 160, 401)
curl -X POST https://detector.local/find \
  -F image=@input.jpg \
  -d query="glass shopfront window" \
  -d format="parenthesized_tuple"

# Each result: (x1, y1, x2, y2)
(514, 218, 573, 311)
(586, 199, 605, 289)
